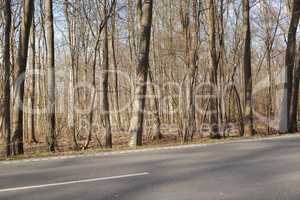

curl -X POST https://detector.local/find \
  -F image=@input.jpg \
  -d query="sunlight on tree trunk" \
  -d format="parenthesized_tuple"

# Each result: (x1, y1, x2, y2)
(129, 0, 153, 147)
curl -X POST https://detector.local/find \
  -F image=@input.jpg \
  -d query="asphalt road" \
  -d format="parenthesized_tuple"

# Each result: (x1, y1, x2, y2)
(1, 136, 300, 200)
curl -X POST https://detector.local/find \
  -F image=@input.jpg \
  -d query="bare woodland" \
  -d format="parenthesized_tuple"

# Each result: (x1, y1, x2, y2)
(0, 0, 299, 158)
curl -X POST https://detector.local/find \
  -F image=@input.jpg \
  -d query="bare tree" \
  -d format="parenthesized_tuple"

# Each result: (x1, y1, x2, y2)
(242, 0, 254, 136)
(291, 43, 300, 132)
(3, 0, 12, 157)
(288, 0, 300, 132)
(177, 0, 198, 142)
(111, 0, 122, 129)
(11, 0, 34, 155)
(128, 0, 153, 147)
(64, 0, 79, 150)
(101, 0, 112, 148)
(279, 0, 300, 133)
(45, 0, 56, 151)
(1, 0, 298, 158)
(29, 8, 38, 143)
(260, 0, 281, 134)
(208, 0, 220, 138)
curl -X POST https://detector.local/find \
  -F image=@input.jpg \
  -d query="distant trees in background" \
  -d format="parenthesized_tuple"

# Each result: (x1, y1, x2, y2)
(0, 0, 300, 157)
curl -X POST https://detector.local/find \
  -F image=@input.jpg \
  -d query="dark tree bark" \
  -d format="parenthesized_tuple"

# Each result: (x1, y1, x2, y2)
(208, 0, 220, 138)
(45, 0, 56, 151)
(12, 0, 34, 155)
(286, 0, 300, 132)
(242, 0, 254, 136)
(101, 0, 112, 148)
(128, 0, 153, 147)
(218, 0, 226, 137)
(3, 0, 12, 157)
(290, 43, 300, 132)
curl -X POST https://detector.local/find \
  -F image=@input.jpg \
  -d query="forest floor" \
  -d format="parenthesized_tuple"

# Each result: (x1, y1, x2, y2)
(1, 129, 297, 162)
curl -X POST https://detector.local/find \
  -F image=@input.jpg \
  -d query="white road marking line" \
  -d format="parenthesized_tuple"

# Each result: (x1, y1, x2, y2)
(0, 172, 149, 193)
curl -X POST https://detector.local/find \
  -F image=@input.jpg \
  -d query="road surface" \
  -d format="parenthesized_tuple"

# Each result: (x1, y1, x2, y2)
(1, 136, 300, 200)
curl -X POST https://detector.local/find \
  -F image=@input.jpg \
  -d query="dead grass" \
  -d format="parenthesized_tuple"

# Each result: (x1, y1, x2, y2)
(0, 131, 287, 162)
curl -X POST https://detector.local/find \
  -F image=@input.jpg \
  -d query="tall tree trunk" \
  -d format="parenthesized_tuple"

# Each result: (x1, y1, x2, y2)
(188, 0, 199, 141)
(12, 0, 34, 155)
(242, 0, 254, 136)
(4, 0, 12, 157)
(284, 0, 300, 133)
(101, 0, 112, 148)
(111, 1, 122, 129)
(290, 43, 300, 132)
(179, 0, 190, 143)
(30, 12, 38, 143)
(218, 0, 226, 137)
(208, 0, 220, 138)
(179, 0, 199, 143)
(45, 0, 56, 151)
(128, 0, 153, 147)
